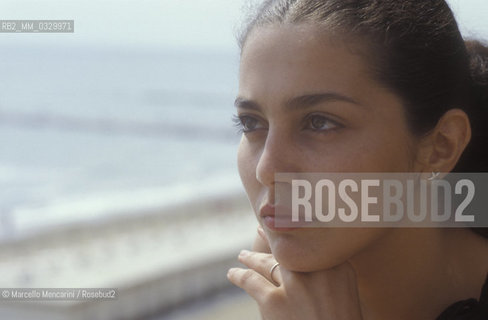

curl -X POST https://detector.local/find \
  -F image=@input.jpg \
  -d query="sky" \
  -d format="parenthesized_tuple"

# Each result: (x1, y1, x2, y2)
(0, 0, 487, 51)
(0, 0, 249, 52)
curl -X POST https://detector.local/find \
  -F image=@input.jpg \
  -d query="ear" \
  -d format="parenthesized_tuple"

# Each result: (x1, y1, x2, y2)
(414, 109, 471, 173)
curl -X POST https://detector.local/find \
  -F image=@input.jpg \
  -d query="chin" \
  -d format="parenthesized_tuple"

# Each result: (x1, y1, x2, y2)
(268, 232, 350, 272)
(268, 228, 389, 272)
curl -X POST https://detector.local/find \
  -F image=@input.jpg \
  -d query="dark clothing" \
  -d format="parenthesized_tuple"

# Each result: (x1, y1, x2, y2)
(437, 274, 488, 319)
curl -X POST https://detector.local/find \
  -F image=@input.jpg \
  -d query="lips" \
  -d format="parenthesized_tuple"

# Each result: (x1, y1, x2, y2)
(259, 203, 298, 231)
(259, 203, 276, 218)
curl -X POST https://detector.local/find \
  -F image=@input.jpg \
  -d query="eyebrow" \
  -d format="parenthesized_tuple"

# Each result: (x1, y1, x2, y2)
(234, 92, 361, 111)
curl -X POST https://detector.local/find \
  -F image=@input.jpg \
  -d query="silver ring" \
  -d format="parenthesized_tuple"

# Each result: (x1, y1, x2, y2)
(428, 172, 440, 181)
(269, 262, 280, 284)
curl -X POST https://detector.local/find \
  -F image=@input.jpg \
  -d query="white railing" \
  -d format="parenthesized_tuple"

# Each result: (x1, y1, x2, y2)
(0, 192, 255, 320)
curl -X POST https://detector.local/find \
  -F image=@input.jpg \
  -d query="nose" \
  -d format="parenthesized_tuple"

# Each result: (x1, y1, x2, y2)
(255, 130, 299, 188)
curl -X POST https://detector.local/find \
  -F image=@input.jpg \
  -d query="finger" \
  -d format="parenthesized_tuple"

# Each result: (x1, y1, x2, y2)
(227, 267, 276, 301)
(257, 225, 267, 241)
(253, 229, 272, 253)
(238, 250, 283, 285)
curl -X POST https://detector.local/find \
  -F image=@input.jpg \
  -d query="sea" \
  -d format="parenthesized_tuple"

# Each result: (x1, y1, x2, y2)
(0, 44, 244, 241)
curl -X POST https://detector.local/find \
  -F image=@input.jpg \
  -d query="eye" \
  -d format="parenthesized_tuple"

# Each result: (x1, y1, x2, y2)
(306, 114, 341, 132)
(232, 114, 266, 133)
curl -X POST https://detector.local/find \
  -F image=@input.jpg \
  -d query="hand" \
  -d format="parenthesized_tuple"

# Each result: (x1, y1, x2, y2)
(227, 228, 363, 320)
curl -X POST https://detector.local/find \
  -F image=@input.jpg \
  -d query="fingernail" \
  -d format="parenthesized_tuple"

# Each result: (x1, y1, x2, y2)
(227, 268, 237, 277)
(239, 249, 250, 257)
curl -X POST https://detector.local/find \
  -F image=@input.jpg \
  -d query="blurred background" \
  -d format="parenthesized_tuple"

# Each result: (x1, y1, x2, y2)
(0, 0, 487, 319)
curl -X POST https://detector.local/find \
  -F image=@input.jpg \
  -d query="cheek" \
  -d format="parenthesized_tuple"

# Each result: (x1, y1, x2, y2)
(326, 127, 415, 172)
(366, 132, 415, 171)
(237, 139, 259, 201)
(237, 139, 252, 183)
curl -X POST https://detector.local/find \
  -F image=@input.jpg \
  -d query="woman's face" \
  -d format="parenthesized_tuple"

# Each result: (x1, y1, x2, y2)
(236, 25, 422, 271)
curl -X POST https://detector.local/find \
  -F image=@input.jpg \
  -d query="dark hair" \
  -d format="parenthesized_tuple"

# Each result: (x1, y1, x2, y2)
(238, 0, 488, 238)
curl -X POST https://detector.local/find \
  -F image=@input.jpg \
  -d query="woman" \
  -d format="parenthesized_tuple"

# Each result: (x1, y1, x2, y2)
(227, 0, 488, 319)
